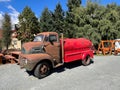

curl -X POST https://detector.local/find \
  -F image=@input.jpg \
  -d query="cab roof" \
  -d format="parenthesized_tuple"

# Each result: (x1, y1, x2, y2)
(37, 32, 58, 36)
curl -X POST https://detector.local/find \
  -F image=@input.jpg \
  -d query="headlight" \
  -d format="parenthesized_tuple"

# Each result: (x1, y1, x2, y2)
(20, 56, 28, 65)
(24, 58, 28, 64)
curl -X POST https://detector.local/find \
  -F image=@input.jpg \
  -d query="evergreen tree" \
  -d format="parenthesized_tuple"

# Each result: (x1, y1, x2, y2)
(115, 21, 120, 38)
(32, 0, 120, 47)
(53, 3, 65, 34)
(65, 0, 81, 38)
(18, 6, 40, 43)
(84, 2, 101, 44)
(2, 13, 11, 50)
(67, 0, 81, 12)
(39, 8, 53, 32)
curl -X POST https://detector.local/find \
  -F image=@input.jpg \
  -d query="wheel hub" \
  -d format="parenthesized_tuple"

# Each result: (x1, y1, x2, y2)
(40, 65, 48, 74)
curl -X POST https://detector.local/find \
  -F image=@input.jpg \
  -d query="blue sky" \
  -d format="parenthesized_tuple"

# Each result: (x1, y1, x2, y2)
(0, 0, 120, 28)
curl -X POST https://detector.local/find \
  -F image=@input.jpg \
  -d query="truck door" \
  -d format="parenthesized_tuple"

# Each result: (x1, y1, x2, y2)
(44, 34, 61, 64)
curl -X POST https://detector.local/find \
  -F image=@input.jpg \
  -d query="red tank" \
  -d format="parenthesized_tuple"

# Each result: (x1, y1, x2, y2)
(62, 38, 93, 63)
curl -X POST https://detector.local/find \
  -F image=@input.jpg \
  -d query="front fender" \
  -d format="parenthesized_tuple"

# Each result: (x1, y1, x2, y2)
(19, 53, 54, 71)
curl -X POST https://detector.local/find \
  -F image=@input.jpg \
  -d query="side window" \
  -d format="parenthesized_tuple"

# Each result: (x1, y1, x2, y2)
(49, 35, 57, 42)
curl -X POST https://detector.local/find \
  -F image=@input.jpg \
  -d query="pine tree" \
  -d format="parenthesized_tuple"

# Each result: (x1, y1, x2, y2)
(65, 0, 81, 38)
(67, 0, 81, 12)
(53, 3, 65, 34)
(18, 6, 40, 43)
(2, 13, 11, 50)
(39, 8, 53, 32)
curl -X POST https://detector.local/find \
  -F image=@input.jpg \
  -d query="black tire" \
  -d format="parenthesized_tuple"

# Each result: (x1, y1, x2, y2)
(34, 62, 51, 79)
(82, 55, 91, 66)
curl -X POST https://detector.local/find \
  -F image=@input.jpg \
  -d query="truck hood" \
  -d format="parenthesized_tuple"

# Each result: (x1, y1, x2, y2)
(22, 41, 43, 51)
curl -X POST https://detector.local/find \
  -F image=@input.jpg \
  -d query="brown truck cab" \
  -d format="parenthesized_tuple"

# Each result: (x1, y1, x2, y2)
(19, 32, 94, 79)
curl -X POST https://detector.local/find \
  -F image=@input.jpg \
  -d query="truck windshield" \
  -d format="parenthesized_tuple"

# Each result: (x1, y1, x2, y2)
(33, 35, 44, 42)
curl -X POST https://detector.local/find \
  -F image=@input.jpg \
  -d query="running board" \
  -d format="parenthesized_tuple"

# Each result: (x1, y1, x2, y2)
(55, 63, 64, 68)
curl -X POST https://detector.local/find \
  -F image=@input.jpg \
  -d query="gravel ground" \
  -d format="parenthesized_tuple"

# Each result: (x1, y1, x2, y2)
(0, 55, 120, 90)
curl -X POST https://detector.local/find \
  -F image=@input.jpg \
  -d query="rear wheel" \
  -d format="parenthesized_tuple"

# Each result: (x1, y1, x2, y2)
(34, 62, 51, 79)
(82, 55, 91, 66)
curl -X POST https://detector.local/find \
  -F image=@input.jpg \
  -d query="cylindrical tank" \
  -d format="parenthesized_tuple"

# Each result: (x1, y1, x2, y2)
(60, 38, 93, 62)
(63, 38, 92, 51)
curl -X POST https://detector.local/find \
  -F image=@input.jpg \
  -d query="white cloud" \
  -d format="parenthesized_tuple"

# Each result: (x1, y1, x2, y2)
(0, 5, 19, 29)
(7, 5, 20, 29)
(0, 0, 11, 2)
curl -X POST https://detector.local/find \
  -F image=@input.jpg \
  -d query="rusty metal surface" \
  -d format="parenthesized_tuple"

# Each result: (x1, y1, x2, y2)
(97, 40, 113, 55)
(10, 51, 21, 55)
(44, 42, 61, 64)
(4, 55, 16, 64)
(0, 54, 3, 56)
(22, 42, 42, 51)
(20, 32, 94, 72)
(37, 32, 58, 36)
(19, 53, 54, 71)
(20, 32, 61, 70)
(20, 53, 53, 62)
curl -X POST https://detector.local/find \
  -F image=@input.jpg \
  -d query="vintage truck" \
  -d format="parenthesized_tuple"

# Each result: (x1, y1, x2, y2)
(19, 32, 94, 79)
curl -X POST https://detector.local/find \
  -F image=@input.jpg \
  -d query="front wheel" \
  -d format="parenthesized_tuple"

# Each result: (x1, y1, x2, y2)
(34, 62, 51, 79)
(82, 55, 91, 66)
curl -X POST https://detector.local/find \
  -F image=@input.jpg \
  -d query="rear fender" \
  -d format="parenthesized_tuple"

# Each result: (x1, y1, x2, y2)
(82, 53, 89, 60)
